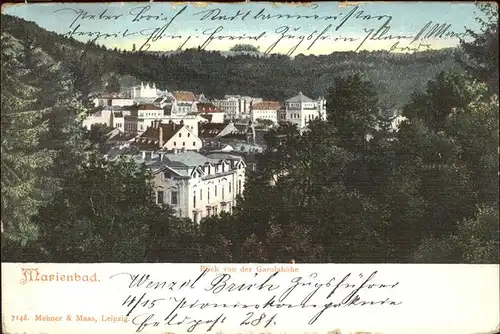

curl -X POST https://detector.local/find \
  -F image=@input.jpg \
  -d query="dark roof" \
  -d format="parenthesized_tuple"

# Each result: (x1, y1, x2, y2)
(286, 92, 314, 103)
(137, 104, 162, 110)
(197, 103, 223, 113)
(220, 133, 248, 141)
(122, 105, 138, 111)
(200, 114, 213, 122)
(137, 122, 183, 147)
(199, 122, 229, 138)
(251, 101, 281, 110)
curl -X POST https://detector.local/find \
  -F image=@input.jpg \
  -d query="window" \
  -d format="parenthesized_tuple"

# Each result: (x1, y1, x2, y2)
(215, 186, 217, 197)
(200, 189, 203, 200)
(193, 211, 198, 223)
(157, 191, 164, 204)
(222, 186, 225, 200)
(188, 133, 191, 137)
(238, 180, 242, 195)
(171, 191, 178, 205)
(229, 182, 232, 193)
(174, 142, 177, 146)
(183, 142, 185, 146)
(213, 206, 218, 216)
(193, 142, 196, 146)
(193, 191, 196, 208)
(179, 133, 182, 137)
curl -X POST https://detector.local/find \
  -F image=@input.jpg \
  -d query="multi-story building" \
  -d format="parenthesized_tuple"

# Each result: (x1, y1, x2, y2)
(153, 91, 201, 115)
(250, 101, 281, 124)
(213, 95, 263, 120)
(239, 96, 263, 119)
(279, 92, 327, 129)
(122, 82, 162, 99)
(123, 104, 205, 134)
(107, 148, 246, 223)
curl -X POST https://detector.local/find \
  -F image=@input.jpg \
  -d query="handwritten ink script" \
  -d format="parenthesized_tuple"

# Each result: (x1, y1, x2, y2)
(109, 267, 402, 333)
(52, 4, 469, 55)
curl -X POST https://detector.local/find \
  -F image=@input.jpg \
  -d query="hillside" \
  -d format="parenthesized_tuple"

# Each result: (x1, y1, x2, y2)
(2, 13, 464, 108)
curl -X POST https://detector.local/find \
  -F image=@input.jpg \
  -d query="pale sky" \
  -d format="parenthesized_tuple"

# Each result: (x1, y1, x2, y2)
(2, 2, 488, 55)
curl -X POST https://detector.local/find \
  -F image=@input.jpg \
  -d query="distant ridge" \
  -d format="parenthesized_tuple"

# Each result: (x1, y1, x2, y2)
(1, 13, 464, 106)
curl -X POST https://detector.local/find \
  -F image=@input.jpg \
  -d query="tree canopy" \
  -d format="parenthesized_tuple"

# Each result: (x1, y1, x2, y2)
(1, 8, 498, 264)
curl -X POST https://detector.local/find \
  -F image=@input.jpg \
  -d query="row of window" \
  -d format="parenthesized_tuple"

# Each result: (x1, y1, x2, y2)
(156, 190, 177, 205)
(193, 204, 232, 223)
(141, 112, 162, 117)
(135, 123, 195, 131)
(156, 180, 242, 206)
(254, 115, 277, 120)
(173, 141, 197, 147)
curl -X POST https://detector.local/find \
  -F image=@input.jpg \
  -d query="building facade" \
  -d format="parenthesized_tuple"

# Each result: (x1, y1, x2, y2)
(281, 92, 327, 129)
(250, 101, 281, 124)
(152, 151, 246, 222)
(106, 149, 246, 223)
(123, 104, 204, 134)
(123, 82, 161, 99)
(213, 95, 263, 120)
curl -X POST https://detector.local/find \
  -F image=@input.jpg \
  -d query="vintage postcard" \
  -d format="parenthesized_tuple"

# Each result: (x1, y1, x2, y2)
(1, 1, 499, 333)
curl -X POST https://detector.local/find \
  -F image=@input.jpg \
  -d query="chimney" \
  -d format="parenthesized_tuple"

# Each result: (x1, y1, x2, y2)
(159, 124, 163, 148)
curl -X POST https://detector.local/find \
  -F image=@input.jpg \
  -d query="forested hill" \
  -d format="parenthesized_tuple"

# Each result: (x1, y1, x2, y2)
(2, 13, 464, 108)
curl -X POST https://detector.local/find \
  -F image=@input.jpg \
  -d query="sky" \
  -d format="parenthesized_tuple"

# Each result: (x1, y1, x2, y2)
(2, 2, 488, 55)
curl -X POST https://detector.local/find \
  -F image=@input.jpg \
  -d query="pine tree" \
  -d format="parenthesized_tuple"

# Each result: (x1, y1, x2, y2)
(459, 3, 498, 94)
(105, 74, 121, 94)
(1, 33, 54, 246)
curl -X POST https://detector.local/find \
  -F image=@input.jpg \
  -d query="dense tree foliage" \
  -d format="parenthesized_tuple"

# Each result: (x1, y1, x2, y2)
(1, 10, 498, 263)
(105, 74, 121, 94)
(1, 33, 54, 246)
(2, 13, 463, 109)
(459, 3, 499, 93)
(230, 44, 260, 52)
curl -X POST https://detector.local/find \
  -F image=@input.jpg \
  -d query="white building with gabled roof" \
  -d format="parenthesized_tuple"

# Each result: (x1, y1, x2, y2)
(106, 149, 246, 223)
(280, 92, 327, 129)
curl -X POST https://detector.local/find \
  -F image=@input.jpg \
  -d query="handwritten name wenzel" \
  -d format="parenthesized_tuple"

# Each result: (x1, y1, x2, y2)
(53, 4, 468, 56)
(109, 269, 401, 333)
